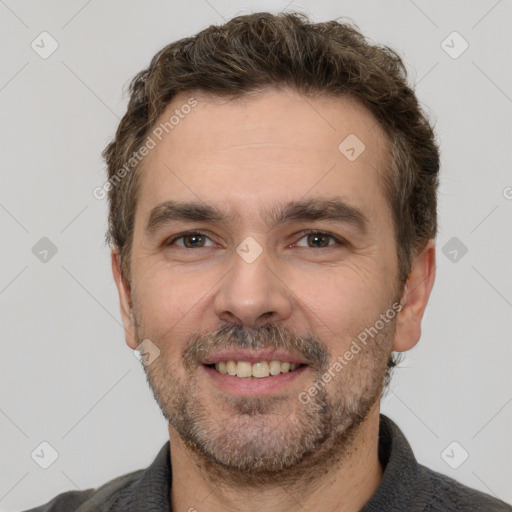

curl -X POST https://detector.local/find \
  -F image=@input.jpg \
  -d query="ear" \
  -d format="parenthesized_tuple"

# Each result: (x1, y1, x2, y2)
(111, 249, 138, 350)
(392, 239, 436, 352)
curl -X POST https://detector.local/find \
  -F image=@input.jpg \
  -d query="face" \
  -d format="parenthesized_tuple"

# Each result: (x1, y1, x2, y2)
(114, 88, 410, 484)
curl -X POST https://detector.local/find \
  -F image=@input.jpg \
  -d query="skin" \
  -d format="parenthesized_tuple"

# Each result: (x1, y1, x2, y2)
(112, 87, 436, 512)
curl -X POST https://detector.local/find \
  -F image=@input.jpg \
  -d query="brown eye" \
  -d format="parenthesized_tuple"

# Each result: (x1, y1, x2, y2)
(308, 233, 331, 247)
(182, 234, 206, 248)
(167, 232, 214, 248)
(296, 231, 340, 248)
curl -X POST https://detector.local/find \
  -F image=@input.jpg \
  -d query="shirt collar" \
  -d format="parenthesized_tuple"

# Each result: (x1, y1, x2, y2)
(131, 440, 173, 511)
(361, 414, 430, 511)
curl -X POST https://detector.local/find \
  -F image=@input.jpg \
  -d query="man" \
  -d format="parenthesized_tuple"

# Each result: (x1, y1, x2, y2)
(27, 11, 511, 512)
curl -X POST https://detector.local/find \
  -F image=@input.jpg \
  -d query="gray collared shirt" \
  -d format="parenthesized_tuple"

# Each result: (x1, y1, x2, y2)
(24, 414, 512, 511)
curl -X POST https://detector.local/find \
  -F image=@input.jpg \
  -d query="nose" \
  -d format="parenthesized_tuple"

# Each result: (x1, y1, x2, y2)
(213, 248, 293, 328)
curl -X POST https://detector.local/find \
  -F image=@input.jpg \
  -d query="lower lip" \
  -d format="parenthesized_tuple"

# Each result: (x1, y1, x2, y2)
(201, 364, 309, 396)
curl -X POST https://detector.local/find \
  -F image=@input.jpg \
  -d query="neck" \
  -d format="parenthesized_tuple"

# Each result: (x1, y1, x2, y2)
(169, 404, 383, 512)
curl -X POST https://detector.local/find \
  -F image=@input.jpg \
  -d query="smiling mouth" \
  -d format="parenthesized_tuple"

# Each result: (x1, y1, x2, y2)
(204, 361, 306, 379)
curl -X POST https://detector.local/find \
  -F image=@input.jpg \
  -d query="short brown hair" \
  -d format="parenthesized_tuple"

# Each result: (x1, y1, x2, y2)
(103, 11, 439, 289)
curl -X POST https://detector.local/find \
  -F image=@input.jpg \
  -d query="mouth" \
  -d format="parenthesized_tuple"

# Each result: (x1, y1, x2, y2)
(203, 360, 307, 379)
(201, 359, 309, 396)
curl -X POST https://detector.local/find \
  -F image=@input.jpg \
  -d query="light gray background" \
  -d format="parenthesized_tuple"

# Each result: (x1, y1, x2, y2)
(1, 0, 511, 510)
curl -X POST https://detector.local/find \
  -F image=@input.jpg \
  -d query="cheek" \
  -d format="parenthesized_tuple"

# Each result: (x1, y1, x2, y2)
(134, 266, 207, 343)
(288, 265, 390, 340)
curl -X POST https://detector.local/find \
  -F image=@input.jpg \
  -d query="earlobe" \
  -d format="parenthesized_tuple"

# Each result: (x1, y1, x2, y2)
(392, 240, 436, 353)
(111, 250, 138, 350)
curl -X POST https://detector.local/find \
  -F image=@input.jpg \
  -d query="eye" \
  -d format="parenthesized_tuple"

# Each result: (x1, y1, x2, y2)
(166, 231, 215, 248)
(165, 230, 345, 250)
(295, 231, 344, 248)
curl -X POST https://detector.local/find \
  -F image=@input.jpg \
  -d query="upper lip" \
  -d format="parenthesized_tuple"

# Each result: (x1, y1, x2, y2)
(200, 349, 308, 365)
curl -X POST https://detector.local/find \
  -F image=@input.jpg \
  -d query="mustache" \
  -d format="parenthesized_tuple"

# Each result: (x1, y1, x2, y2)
(182, 323, 330, 372)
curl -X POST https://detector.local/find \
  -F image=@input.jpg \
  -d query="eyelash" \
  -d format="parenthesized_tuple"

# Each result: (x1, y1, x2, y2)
(165, 230, 347, 249)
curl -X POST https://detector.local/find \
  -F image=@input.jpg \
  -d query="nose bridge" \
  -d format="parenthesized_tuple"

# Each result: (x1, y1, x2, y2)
(214, 242, 292, 327)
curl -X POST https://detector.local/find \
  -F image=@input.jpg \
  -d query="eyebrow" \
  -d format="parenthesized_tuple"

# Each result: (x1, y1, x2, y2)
(144, 197, 369, 236)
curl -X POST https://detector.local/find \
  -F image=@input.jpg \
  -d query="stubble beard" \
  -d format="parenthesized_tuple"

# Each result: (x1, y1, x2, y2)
(134, 311, 397, 487)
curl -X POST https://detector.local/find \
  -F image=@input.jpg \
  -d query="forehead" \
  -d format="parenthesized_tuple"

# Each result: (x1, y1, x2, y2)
(135, 88, 391, 228)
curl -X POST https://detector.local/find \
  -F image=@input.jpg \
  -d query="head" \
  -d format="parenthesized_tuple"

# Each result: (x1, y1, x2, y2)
(106, 12, 438, 484)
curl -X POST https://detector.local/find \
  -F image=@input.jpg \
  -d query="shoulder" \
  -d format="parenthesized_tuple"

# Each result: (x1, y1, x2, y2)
(419, 464, 512, 511)
(23, 441, 172, 512)
(22, 469, 144, 512)
(370, 415, 511, 511)
(23, 489, 95, 512)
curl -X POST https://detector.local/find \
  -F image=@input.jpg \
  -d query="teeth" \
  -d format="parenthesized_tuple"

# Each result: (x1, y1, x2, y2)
(269, 360, 281, 375)
(213, 360, 302, 378)
(226, 360, 237, 375)
(251, 361, 269, 378)
(236, 361, 252, 378)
